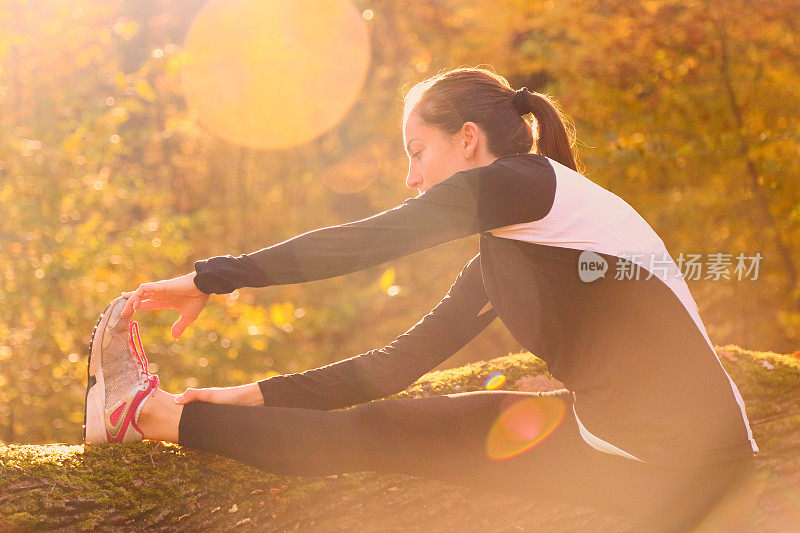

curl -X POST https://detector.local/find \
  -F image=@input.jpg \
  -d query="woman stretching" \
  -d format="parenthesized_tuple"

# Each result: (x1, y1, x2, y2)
(83, 67, 759, 530)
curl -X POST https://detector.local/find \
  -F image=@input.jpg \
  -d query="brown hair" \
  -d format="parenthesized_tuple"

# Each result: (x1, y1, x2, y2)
(403, 67, 581, 172)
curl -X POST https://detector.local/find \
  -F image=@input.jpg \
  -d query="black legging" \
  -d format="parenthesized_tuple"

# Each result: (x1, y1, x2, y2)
(177, 388, 758, 531)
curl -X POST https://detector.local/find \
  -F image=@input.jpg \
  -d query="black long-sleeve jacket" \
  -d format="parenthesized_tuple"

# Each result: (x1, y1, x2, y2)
(193, 153, 759, 466)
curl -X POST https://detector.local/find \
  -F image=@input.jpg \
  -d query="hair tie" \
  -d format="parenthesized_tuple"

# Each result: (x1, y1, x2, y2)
(512, 87, 532, 116)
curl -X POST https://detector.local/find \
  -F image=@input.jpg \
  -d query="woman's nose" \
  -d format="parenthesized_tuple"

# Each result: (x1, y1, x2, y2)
(406, 168, 422, 190)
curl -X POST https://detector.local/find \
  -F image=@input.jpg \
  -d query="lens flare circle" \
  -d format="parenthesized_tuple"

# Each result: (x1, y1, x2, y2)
(181, 0, 370, 150)
(484, 372, 506, 390)
(487, 396, 566, 460)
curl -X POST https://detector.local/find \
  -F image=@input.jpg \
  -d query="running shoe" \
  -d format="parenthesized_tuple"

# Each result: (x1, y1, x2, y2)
(83, 296, 159, 444)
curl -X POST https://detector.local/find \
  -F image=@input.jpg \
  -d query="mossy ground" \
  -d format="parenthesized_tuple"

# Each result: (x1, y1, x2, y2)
(2, 346, 799, 531)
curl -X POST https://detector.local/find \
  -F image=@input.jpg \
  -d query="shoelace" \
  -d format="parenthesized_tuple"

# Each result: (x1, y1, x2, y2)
(127, 320, 150, 375)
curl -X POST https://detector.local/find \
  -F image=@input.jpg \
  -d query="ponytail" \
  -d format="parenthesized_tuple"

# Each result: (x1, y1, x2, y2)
(404, 67, 582, 173)
(513, 87, 579, 172)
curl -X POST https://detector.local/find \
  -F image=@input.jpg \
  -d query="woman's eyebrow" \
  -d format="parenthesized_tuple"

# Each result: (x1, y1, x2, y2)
(405, 137, 420, 154)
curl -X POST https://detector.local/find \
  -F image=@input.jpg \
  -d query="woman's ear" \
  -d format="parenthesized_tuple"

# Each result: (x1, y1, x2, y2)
(459, 121, 481, 159)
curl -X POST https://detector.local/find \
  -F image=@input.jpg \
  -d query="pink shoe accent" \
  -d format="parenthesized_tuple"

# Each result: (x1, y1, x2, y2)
(106, 374, 159, 442)
(110, 403, 126, 426)
(128, 321, 149, 374)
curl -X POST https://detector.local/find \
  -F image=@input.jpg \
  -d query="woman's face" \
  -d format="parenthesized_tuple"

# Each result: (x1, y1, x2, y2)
(403, 110, 477, 194)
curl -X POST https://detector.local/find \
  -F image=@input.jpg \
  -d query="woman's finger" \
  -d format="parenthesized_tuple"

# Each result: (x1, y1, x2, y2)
(121, 284, 151, 317)
(174, 388, 195, 404)
(175, 387, 209, 404)
(171, 314, 195, 339)
(136, 299, 174, 311)
(121, 294, 139, 317)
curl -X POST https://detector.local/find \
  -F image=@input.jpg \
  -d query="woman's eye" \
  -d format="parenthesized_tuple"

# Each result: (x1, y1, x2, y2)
(412, 151, 421, 159)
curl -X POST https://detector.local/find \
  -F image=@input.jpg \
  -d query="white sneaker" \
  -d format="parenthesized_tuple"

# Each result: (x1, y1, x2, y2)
(84, 296, 159, 443)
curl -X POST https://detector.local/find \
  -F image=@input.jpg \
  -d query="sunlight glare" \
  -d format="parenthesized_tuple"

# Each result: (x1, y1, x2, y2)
(181, 0, 370, 150)
(486, 396, 566, 460)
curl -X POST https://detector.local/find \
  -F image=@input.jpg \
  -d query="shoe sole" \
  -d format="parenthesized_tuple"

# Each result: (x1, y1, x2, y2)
(83, 297, 127, 443)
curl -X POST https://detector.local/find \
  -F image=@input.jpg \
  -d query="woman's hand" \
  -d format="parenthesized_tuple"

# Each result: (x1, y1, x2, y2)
(174, 383, 264, 406)
(121, 272, 210, 339)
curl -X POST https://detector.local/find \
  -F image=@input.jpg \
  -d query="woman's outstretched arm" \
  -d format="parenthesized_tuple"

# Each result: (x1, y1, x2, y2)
(254, 254, 496, 410)
(192, 155, 556, 294)
(121, 156, 553, 333)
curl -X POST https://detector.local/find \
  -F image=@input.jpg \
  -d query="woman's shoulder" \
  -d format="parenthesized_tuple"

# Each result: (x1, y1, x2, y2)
(493, 152, 550, 165)
(489, 153, 557, 176)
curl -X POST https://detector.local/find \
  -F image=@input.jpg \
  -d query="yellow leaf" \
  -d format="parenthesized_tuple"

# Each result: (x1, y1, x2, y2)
(62, 127, 85, 153)
(270, 302, 294, 325)
(112, 19, 139, 40)
(135, 79, 156, 102)
(250, 339, 267, 351)
(379, 268, 395, 292)
(270, 303, 286, 325)
(109, 107, 129, 123)
(115, 72, 127, 91)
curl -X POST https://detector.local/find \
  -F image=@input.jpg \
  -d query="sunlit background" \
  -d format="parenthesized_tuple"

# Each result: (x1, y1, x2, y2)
(0, 1, 798, 492)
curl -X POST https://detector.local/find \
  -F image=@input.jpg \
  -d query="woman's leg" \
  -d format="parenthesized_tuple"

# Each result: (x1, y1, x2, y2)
(144, 387, 757, 530)
(137, 382, 265, 442)
(138, 389, 183, 443)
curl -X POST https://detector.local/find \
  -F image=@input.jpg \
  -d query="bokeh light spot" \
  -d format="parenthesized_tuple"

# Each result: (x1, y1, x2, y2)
(486, 396, 566, 460)
(181, 0, 370, 150)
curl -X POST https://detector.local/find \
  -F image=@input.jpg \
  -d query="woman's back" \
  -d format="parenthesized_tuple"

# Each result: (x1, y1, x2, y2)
(475, 153, 758, 466)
